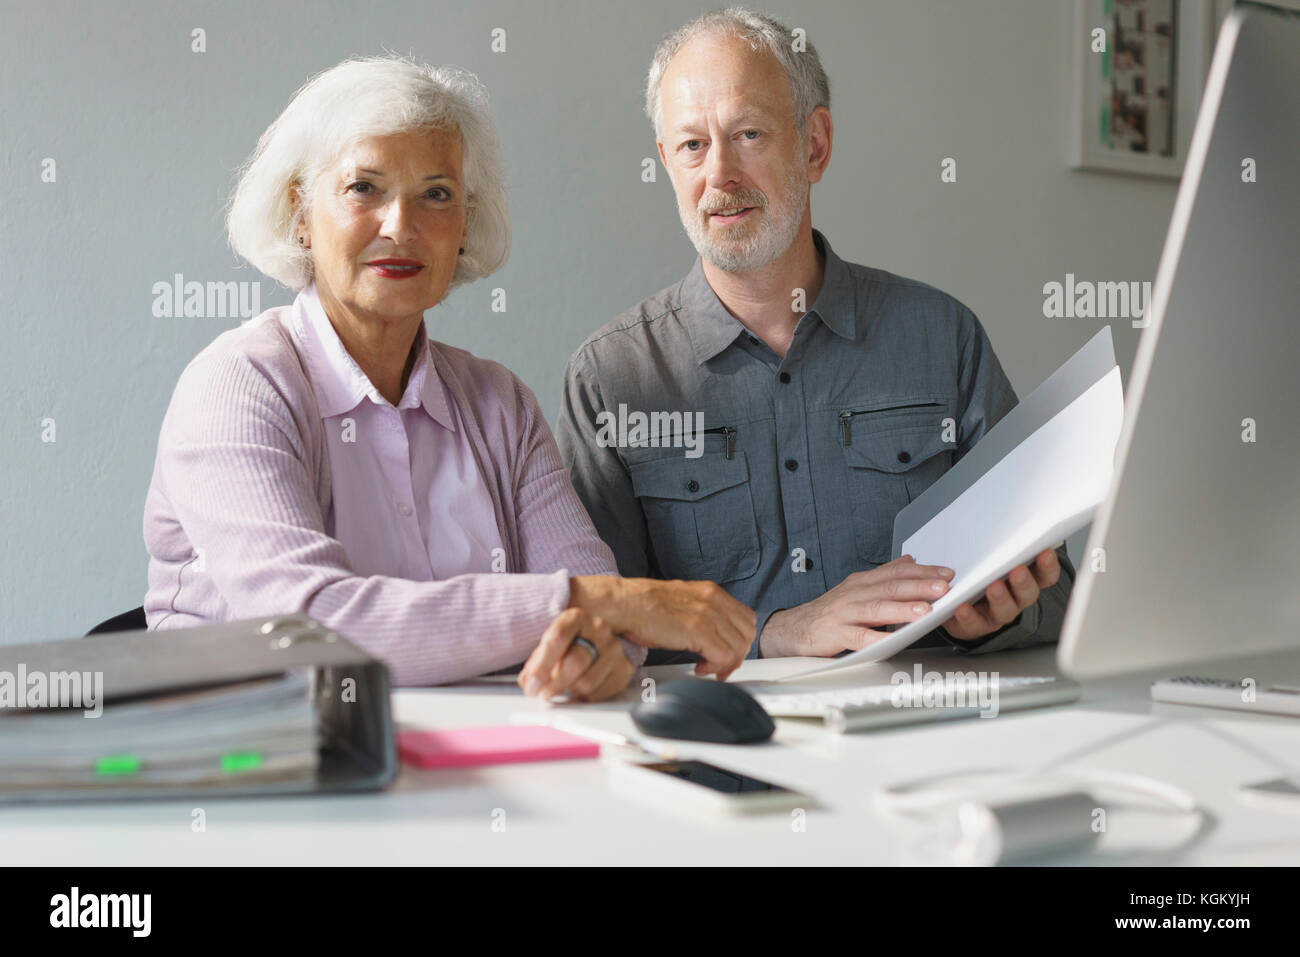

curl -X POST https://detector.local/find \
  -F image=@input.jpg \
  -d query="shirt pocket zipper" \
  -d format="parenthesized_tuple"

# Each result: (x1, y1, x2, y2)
(701, 425, 736, 459)
(839, 402, 944, 446)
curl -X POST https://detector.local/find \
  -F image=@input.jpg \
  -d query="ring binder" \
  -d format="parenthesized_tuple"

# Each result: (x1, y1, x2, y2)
(0, 614, 396, 803)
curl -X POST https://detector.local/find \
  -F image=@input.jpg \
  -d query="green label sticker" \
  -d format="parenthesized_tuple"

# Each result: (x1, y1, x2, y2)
(95, 755, 141, 776)
(221, 752, 264, 773)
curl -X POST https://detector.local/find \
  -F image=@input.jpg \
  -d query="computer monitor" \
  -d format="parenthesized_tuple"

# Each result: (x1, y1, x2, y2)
(1058, 2, 1300, 678)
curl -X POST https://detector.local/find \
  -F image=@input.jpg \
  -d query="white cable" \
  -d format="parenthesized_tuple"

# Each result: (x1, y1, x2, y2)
(870, 716, 1256, 863)
(873, 764, 1201, 818)
(877, 712, 1289, 821)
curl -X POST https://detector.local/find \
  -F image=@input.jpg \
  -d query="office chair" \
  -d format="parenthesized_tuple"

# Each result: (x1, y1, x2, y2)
(85, 605, 147, 636)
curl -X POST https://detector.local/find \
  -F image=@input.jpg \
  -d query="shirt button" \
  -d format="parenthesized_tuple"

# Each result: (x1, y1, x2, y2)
(778, 372, 791, 384)
(784, 459, 798, 471)
(397, 502, 413, 516)
(897, 451, 912, 464)
(685, 479, 700, 493)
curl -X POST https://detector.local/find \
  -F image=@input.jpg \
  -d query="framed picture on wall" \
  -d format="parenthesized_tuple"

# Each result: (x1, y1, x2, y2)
(1070, 0, 1217, 178)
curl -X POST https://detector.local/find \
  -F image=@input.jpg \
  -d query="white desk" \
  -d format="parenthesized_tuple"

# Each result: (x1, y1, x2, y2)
(3, 645, 1300, 865)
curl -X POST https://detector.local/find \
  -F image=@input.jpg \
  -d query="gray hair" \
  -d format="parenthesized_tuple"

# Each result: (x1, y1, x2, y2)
(645, 6, 830, 141)
(226, 54, 510, 293)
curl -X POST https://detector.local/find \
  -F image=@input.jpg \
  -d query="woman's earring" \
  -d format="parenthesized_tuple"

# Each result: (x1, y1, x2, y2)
(458, 247, 465, 255)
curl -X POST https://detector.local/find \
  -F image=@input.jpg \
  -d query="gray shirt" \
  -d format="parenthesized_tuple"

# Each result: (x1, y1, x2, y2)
(557, 230, 1074, 659)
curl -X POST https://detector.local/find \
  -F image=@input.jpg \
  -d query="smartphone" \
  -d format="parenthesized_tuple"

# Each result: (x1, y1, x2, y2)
(608, 757, 811, 814)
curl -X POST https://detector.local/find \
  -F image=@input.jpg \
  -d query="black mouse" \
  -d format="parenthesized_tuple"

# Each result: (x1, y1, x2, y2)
(630, 678, 775, 744)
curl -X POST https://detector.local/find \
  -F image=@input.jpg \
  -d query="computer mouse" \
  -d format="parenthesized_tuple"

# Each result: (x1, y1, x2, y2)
(630, 677, 775, 744)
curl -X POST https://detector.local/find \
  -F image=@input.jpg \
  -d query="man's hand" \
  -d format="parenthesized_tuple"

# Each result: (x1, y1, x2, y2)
(759, 556, 955, 658)
(569, 575, 755, 680)
(940, 548, 1061, 642)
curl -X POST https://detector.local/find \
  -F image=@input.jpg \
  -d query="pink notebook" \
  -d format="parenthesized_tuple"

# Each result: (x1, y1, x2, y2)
(397, 725, 601, 769)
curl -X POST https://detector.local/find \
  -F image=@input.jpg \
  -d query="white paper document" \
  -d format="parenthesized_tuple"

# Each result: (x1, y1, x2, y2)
(779, 327, 1124, 680)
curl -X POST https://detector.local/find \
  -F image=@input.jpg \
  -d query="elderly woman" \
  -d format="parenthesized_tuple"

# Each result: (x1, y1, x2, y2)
(142, 55, 753, 701)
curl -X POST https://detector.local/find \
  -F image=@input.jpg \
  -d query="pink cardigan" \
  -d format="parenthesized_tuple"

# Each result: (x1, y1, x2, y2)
(142, 302, 644, 684)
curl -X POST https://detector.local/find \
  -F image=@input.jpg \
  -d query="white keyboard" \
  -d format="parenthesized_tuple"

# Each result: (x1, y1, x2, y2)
(752, 675, 1079, 733)
(1150, 675, 1300, 716)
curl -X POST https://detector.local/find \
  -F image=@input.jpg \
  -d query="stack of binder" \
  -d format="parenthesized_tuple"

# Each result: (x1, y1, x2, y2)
(0, 614, 396, 802)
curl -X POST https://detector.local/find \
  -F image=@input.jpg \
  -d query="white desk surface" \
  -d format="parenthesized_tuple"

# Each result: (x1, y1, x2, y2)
(4, 644, 1300, 866)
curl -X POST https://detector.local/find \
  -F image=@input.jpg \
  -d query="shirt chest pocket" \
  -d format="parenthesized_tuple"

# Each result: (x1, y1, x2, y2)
(628, 452, 761, 584)
(838, 400, 955, 565)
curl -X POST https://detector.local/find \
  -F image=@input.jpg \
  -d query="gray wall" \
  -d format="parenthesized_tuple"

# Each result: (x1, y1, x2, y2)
(0, 0, 1207, 642)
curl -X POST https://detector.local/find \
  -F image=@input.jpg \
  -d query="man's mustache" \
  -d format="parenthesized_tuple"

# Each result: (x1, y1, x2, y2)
(698, 191, 768, 215)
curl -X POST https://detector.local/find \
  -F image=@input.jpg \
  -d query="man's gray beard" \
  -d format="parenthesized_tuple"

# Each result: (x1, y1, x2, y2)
(681, 167, 808, 273)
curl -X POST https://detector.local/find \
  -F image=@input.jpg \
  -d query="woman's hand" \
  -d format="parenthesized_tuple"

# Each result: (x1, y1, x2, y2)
(569, 576, 755, 681)
(517, 607, 635, 702)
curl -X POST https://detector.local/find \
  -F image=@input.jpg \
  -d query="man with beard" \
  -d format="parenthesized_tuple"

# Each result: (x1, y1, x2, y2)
(557, 8, 1074, 661)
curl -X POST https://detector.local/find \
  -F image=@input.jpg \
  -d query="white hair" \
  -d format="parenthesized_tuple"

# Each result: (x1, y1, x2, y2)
(645, 6, 830, 141)
(226, 54, 510, 292)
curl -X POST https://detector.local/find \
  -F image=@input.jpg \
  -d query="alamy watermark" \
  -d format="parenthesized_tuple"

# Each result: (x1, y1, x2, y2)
(152, 274, 261, 319)
(890, 665, 1001, 718)
(594, 404, 706, 459)
(49, 887, 150, 937)
(0, 665, 103, 717)
(1043, 273, 1151, 327)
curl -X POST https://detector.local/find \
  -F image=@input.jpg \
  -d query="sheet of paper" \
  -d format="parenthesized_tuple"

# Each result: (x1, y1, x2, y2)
(891, 326, 1121, 556)
(778, 331, 1123, 681)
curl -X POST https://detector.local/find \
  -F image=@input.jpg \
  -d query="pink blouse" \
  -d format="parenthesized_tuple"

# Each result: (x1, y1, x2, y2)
(142, 282, 644, 684)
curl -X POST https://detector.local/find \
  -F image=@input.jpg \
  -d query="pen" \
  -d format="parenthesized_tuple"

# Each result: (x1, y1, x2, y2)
(556, 721, 680, 761)
(508, 713, 678, 760)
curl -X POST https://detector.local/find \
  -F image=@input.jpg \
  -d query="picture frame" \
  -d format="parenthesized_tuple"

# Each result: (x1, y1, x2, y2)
(1070, 0, 1217, 178)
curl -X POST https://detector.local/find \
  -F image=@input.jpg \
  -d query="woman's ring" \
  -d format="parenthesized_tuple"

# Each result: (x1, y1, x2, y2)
(571, 636, 599, 663)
